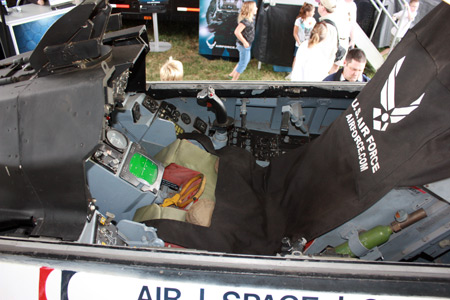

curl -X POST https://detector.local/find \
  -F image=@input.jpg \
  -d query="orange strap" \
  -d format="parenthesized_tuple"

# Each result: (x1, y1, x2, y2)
(161, 174, 206, 208)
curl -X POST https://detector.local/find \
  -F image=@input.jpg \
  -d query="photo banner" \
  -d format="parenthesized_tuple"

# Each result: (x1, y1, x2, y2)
(199, 0, 243, 59)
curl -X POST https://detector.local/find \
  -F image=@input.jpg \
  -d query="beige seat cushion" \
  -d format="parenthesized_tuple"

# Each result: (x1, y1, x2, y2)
(133, 204, 186, 223)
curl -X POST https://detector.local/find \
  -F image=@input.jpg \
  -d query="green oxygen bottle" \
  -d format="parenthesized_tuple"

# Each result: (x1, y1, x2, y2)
(333, 208, 427, 258)
(334, 225, 393, 258)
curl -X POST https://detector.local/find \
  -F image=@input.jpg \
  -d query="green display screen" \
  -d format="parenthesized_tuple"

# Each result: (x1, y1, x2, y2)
(129, 153, 158, 185)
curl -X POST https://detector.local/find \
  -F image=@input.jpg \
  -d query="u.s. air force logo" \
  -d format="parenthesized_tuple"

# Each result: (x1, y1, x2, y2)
(346, 56, 427, 174)
(373, 56, 425, 131)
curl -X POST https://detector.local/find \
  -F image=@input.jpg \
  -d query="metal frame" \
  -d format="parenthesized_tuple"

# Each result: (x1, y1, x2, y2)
(0, 236, 449, 297)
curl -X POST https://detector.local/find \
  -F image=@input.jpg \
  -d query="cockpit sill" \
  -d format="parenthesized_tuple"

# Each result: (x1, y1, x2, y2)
(0, 234, 449, 298)
(1, 0, 449, 297)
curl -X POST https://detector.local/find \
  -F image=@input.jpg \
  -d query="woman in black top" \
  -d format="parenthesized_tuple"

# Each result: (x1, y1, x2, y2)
(228, 0, 257, 80)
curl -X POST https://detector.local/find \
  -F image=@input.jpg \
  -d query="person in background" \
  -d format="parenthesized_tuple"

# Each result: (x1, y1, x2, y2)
(392, 0, 419, 40)
(160, 57, 183, 81)
(291, 21, 330, 81)
(322, 0, 352, 74)
(317, 0, 339, 75)
(228, 0, 257, 81)
(323, 48, 370, 82)
(382, 0, 420, 55)
(336, 0, 357, 49)
(291, 3, 316, 68)
(24, 0, 45, 5)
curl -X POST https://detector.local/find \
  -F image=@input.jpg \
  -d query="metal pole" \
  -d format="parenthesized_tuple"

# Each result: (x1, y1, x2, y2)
(152, 12, 159, 50)
(389, 3, 407, 54)
(149, 12, 171, 52)
(369, 0, 384, 40)
(368, 0, 399, 41)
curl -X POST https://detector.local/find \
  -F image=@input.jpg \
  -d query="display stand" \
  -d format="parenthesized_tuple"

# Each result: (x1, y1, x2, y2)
(149, 12, 171, 52)
(1, 2, 14, 58)
(0, 3, 73, 55)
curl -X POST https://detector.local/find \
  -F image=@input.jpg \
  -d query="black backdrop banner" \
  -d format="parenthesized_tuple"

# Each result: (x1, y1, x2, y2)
(253, 2, 300, 67)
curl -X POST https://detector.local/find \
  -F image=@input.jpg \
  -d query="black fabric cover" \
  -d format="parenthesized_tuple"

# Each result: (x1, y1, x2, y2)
(146, 2, 450, 255)
(253, 3, 299, 67)
(147, 147, 284, 254)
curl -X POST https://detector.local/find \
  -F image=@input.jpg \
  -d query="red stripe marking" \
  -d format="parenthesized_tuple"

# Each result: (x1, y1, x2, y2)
(39, 267, 54, 300)
(412, 186, 426, 194)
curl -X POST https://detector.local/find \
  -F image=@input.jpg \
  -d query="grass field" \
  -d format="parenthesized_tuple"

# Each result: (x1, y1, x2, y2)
(141, 19, 376, 81)
(143, 19, 287, 81)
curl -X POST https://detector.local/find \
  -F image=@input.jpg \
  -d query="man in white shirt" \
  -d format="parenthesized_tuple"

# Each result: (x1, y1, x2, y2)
(318, 0, 339, 74)
(336, 0, 357, 49)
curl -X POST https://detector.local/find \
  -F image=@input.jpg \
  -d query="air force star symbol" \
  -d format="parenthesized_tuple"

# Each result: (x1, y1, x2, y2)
(373, 56, 425, 131)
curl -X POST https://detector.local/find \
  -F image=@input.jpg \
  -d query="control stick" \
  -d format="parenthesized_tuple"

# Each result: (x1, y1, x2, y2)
(197, 86, 234, 149)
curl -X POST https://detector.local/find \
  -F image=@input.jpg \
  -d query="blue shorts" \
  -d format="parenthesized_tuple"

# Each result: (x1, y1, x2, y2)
(236, 43, 252, 74)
